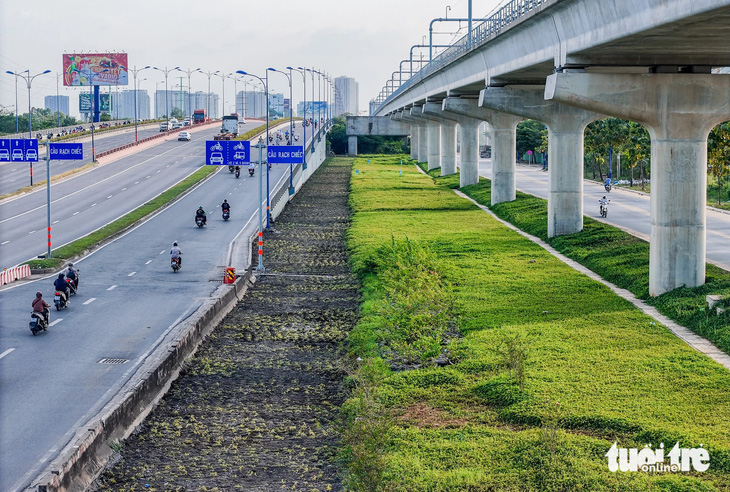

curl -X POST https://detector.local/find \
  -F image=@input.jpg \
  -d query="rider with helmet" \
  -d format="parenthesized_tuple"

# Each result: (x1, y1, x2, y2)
(32, 292, 50, 324)
(65, 262, 78, 291)
(195, 206, 207, 225)
(53, 273, 71, 304)
(170, 241, 182, 266)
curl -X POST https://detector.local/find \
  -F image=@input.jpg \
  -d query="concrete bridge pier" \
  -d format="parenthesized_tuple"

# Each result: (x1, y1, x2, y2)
(423, 102, 458, 176)
(442, 97, 482, 187)
(393, 111, 416, 160)
(547, 72, 730, 295)
(399, 111, 421, 161)
(410, 106, 429, 163)
(348, 136, 358, 156)
(479, 88, 600, 232)
(414, 106, 443, 171)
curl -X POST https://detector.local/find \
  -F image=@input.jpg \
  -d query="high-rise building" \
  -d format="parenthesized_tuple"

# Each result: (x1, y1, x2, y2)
(243, 90, 268, 119)
(269, 93, 284, 117)
(334, 76, 359, 117)
(109, 90, 150, 120)
(157, 90, 219, 119)
(44, 95, 70, 116)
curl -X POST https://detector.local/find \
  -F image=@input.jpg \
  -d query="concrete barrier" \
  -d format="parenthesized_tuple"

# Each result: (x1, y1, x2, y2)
(1, 264, 31, 285)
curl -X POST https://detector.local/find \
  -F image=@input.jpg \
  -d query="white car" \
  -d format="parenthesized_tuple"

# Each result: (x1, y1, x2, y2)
(178, 131, 192, 141)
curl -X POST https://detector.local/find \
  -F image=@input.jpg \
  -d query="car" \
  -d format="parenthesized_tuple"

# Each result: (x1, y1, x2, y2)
(178, 131, 192, 141)
(209, 152, 224, 165)
(0, 148, 9, 160)
(12, 149, 23, 161)
(26, 149, 37, 160)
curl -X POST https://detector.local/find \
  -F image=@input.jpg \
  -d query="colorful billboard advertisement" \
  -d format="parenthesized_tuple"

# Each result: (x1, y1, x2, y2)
(79, 93, 111, 113)
(63, 53, 128, 86)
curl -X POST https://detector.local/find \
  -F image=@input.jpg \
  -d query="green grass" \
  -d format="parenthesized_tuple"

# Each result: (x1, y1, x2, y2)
(453, 174, 730, 358)
(343, 155, 730, 491)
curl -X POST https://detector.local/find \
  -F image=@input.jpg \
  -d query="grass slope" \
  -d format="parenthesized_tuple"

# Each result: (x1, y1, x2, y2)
(343, 155, 730, 491)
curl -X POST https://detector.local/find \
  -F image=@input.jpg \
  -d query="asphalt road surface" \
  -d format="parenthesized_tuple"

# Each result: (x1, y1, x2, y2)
(0, 124, 166, 196)
(478, 159, 730, 272)
(0, 122, 263, 271)
(0, 121, 307, 491)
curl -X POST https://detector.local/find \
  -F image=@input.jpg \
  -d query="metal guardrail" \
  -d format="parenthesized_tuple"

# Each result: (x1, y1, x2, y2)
(375, 0, 551, 113)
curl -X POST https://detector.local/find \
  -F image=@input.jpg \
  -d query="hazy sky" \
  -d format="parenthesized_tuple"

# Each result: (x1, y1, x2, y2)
(0, 0, 504, 118)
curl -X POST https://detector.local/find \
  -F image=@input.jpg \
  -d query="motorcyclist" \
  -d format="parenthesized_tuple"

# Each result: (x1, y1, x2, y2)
(221, 200, 231, 214)
(65, 262, 78, 290)
(605, 177, 612, 191)
(53, 273, 70, 304)
(170, 241, 182, 266)
(32, 292, 50, 324)
(599, 195, 609, 213)
(248, 162, 255, 176)
(195, 206, 207, 225)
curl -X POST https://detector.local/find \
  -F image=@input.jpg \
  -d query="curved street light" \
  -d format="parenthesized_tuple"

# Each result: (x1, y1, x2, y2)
(197, 69, 217, 121)
(177, 67, 200, 119)
(268, 68, 295, 195)
(213, 71, 226, 118)
(153, 66, 180, 126)
(288, 66, 307, 169)
(125, 65, 150, 141)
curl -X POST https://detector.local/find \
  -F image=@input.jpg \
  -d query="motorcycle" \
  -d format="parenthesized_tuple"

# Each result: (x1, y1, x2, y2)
(599, 200, 610, 218)
(605, 183, 612, 192)
(222, 209, 230, 221)
(235, 166, 240, 178)
(54, 291, 68, 311)
(67, 271, 80, 295)
(248, 167, 255, 177)
(30, 311, 48, 335)
(195, 215, 206, 228)
(228, 165, 235, 173)
(171, 256, 181, 273)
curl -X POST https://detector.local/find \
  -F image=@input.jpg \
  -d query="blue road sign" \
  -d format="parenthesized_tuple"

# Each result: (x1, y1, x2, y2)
(267, 145, 304, 164)
(0, 139, 39, 162)
(49, 142, 84, 160)
(205, 140, 251, 165)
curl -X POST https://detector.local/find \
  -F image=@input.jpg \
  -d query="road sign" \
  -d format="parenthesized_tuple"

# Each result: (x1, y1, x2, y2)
(205, 140, 251, 165)
(49, 143, 84, 160)
(267, 145, 304, 164)
(0, 139, 39, 162)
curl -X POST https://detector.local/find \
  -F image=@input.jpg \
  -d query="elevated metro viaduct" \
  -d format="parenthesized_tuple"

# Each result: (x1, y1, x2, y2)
(350, 0, 730, 296)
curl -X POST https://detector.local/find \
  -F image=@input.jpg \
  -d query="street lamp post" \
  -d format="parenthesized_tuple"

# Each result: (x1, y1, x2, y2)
(55, 72, 61, 133)
(5, 70, 27, 133)
(153, 66, 179, 126)
(127, 65, 150, 141)
(213, 71, 226, 118)
(289, 66, 307, 169)
(197, 69, 217, 121)
(88, 68, 109, 162)
(7, 69, 50, 185)
(177, 67, 200, 119)
(306, 68, 316, 153)
(237, 70, 271, 228)
(268, 68, 295, 195)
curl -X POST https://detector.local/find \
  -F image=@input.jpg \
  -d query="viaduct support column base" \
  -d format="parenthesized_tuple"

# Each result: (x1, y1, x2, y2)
(347, 136, 358, 156)
(426, 122, 441, 171)
(440, 121, 457, 176)
(490, 114, 521, 205)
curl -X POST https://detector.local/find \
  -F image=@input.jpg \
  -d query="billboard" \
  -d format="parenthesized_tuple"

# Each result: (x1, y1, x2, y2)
(79, 93, 111, 113)
(63, 53, 128, 86)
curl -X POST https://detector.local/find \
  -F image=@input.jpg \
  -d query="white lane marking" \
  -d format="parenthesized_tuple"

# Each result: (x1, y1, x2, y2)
(28, 230, 36, 234)
(11, 168, 16, 171)
(72, 211, 79, 216)
(159, 250, 165, 254)
(52, 220, 59, 224)
(1, 240, 9, 245)
(135, 181, 139, 184)
(145, 260, 152, 265)
(0, 348, 16, 360)
(107, 195, 113, 199)
(107, 285, 117, 291)
(128, 271, 136, 276)
(10, 179, 16, 182)
(156, 170, 161, 173)
(49, 319, 63, 327)
(146, 175, 151, 179)
(122, 187, 127, 191)
(83, 298, 96, 305)
(229, 192, 232, 195)
(91, 203, 96, 207)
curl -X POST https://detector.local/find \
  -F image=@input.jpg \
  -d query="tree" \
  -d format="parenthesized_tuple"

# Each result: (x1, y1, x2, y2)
(171, 108, 185, 119)
(326, 116, 409, 155)
(516, 120, 543, 160)
(327, 117, 348, 154)
(625, 121, 650, 189)
(708, 121, 730, 205)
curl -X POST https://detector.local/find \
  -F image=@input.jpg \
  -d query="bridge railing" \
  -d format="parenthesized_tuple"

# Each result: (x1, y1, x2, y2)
(375, 0, 550, 113)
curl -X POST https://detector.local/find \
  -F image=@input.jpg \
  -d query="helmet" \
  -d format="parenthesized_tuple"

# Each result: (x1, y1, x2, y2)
(198, 206, 203, 209)
(36, 291, 42, 298)
(223, 199, 227, 203)
(58, 273, 65, 278)
(173, 242, 178, 247)
(603, 196, 606, 199)
(68, 262, 73, 267)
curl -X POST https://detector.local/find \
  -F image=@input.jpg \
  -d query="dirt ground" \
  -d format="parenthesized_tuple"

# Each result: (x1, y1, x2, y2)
(95, 158, 358, 491)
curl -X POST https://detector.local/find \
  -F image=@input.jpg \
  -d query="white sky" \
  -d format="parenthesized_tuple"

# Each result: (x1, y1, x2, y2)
(0, 0, 505, 118)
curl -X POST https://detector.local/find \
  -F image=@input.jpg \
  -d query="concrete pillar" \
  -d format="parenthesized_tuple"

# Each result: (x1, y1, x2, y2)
(547, 72, 730, 295)
(479, 88, 600, 230)
(410, 106, 428, 163)
(348, 136, 358, 156)
(441, 97, 482, 187)
(395, 110, 418, 160)
(426, 121, 441, 171)
(488, 113, 522, 204)
(423, 102, 457, 176)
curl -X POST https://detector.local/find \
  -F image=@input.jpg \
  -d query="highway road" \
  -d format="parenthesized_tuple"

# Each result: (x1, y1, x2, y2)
(0, 122, 262, 271)
(478, 159, 730, 272)
(0, 124, 166, 196)
(0, 122, 307, 491)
